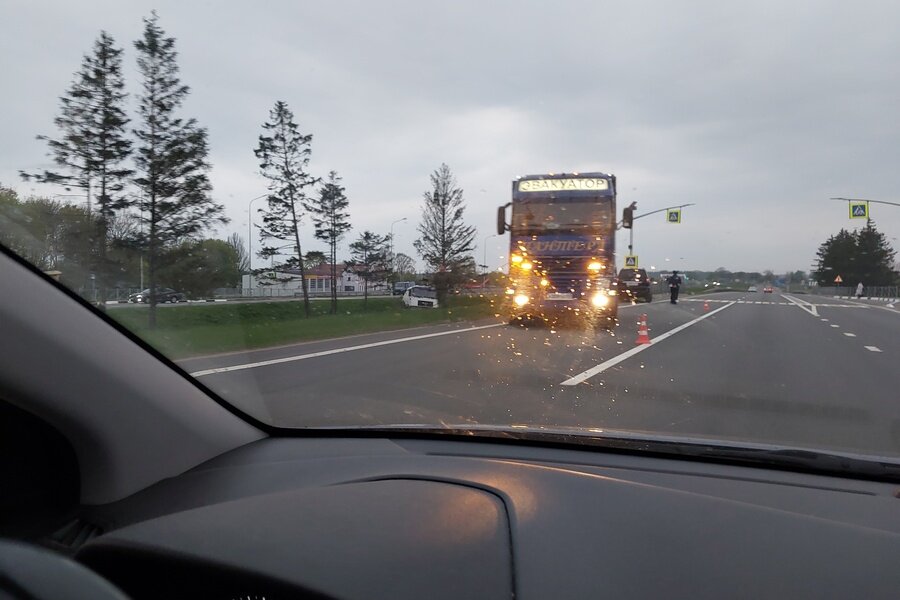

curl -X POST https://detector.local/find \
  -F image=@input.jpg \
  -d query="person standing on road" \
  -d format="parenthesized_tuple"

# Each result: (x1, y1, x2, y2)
(667, 270, 683, 304)
(856, 282, 864, 299)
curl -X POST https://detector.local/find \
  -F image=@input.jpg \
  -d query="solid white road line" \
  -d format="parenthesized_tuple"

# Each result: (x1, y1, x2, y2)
(190, 323, 503, 378)
(838, 297, 900, 314)
(782, 294, 819, 317)
(865, 346, 883, 352)
(560, 301, 736, 386)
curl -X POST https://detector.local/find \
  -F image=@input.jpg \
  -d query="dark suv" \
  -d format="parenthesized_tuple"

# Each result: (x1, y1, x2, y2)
(616, 268, 653, 302)
(128, 287, 187, 304)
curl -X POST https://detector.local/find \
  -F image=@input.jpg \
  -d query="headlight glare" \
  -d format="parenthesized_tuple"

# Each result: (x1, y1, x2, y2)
(591, 293, 609, 307)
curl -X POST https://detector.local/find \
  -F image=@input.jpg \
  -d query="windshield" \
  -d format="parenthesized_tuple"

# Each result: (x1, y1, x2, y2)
(2, 3, 900, 471)
(512, 201, 613, 233)
(410, 287, 437, 299)
(617, 270, 646, 282)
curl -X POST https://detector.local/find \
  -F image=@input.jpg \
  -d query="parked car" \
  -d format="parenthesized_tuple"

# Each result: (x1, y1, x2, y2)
(616, 268, 653, 302)
(127, 288, 187, 304)
(402, 285, 438, 308)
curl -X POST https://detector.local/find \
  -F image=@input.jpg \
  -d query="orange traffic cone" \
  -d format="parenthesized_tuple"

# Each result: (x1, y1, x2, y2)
(635, 313, 651, 345)
(703, 300, 710, 311)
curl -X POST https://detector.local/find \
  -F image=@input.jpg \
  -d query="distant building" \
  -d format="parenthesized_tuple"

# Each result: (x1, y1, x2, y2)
(240, 263, 387, 295)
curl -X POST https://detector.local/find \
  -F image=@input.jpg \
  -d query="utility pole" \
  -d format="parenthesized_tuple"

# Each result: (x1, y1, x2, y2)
(389, 217, 407, 281)
(246, 193, 268, 292)
(482, 233, 497, 289)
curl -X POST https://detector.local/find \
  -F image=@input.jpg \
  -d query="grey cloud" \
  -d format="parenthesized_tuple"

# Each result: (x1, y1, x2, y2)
(3, 0, 900, 272)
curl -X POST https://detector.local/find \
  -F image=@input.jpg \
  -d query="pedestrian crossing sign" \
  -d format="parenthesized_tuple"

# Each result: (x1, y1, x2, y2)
(849, 202, 868, 219)
(624, 255, 638, 268)
(667, 208, 682, 223)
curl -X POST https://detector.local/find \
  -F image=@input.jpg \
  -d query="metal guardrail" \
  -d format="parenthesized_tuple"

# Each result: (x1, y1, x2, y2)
(811, 286, 899, 299)
(214, 287, 391, 299)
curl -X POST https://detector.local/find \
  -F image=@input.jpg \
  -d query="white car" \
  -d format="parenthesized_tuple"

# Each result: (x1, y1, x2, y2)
(402, 285, 439, 308)
(748, 286, 758, 292)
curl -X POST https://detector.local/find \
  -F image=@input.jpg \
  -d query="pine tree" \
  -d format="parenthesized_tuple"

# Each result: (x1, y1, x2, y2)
(814, 229, 856, 285)
(347, 231, 388, 306)
(813, 222, 898, 287)
(21, 31, 133, 300)
(133, 12, 226, 326)
(254, 101, 318, 317)
(305, 171, 351, 313)
(854, 221, 897, 286)
(413, 163, 476, 301)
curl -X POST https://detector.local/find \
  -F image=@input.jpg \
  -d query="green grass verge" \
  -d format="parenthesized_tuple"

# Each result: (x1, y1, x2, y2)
(110, 295, 500, 359)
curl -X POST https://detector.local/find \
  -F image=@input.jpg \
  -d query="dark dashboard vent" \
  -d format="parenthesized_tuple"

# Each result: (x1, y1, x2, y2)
(47, 518, 103, 550)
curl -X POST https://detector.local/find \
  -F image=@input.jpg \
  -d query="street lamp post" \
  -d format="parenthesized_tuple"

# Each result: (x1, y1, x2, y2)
(246, 193, 269, 292)
(482, 233, 498, 289)
(389, 217, 407, 279)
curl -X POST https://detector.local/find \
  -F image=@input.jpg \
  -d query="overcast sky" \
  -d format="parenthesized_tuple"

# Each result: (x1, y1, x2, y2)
(3, 0, 900, 273)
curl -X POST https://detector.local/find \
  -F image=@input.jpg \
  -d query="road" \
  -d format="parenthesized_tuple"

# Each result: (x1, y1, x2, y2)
(180, 291, 900, 458)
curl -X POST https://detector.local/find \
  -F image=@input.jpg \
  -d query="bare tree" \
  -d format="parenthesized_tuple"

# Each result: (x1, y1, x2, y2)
(393, 252, 416, 279)
(226, 232, 250, 274)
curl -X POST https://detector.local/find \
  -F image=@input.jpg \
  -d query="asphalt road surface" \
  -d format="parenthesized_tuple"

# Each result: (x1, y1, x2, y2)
(180, 291, 900, 458)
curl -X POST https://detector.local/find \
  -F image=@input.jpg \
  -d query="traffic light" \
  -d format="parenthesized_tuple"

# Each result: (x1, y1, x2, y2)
(622, 202, 636, 229)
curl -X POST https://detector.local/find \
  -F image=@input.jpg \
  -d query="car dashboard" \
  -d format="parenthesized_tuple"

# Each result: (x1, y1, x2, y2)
(62, 435, 900, 599)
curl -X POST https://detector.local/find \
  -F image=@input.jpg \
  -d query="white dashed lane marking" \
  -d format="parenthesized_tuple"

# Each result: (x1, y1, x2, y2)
(843, 332, 856, 337)
(830, 324, 840, 328)
(865, 346, 883, 352)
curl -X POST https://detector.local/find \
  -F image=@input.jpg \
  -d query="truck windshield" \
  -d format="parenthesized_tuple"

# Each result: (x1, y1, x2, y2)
(512, 201, 612, 233)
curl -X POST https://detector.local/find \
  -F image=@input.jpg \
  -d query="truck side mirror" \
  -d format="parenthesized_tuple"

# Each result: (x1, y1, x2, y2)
(497, 205, 508, 235)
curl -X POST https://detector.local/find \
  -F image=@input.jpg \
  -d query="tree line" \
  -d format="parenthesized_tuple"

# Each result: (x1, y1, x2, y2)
(0, 185, 245, 299)
(813, 222, 898, 287)
(7, 11, 478, 323)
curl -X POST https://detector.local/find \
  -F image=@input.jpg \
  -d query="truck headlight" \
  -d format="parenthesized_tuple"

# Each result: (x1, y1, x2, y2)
(591, 293, 609, 307)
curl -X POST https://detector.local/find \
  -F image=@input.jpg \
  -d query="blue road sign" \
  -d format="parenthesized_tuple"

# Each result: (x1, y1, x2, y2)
(849, 202, 868, 219)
